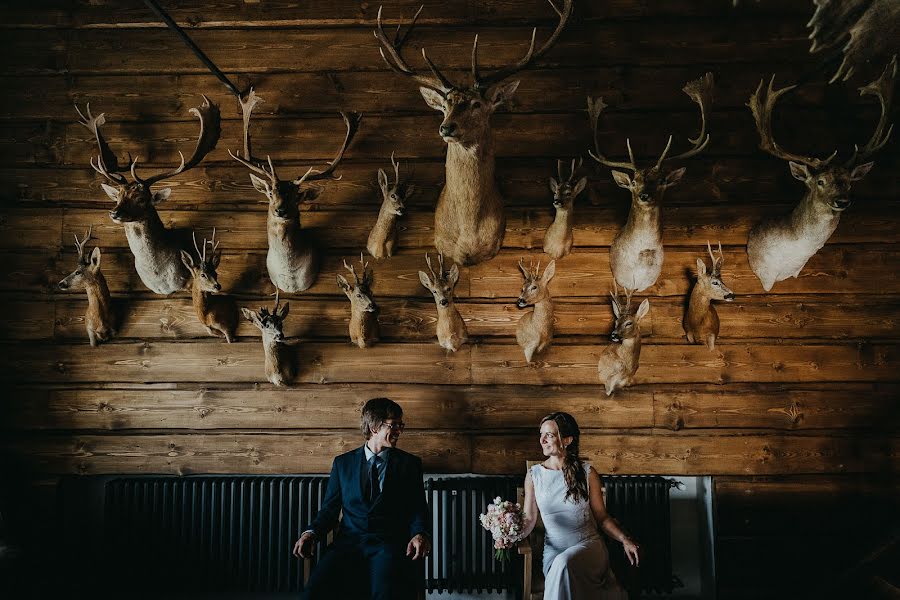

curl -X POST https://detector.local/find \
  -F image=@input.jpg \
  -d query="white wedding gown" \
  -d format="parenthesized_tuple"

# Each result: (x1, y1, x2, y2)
(531, 463, 628, 600)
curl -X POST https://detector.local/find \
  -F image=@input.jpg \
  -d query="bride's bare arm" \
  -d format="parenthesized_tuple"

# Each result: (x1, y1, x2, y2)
(521, 471, 540, 539)
(588, 466, 640, 565)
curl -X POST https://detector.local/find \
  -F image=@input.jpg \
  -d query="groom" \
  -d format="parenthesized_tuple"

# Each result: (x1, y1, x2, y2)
(293, 397, 431, 600)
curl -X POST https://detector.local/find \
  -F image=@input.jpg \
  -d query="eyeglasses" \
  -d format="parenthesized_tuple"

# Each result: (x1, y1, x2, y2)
(381, 421, 405, 432)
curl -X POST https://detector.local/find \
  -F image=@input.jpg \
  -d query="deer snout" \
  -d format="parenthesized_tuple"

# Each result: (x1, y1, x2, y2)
(439, 298, 449, 307)
(830, 198, 851, 211)
(516, 298, 528, 309)
(108, 209, 122, 222)
(213, 282, 222, 292)
(724, 292, 735, 301)
(274, 207, 289, 218)
(610, 332, 622, 343)
(57, 279, 69, 290)
(439, 123, 457, 138)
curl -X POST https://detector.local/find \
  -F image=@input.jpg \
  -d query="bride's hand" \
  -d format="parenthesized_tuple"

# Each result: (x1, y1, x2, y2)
(622, 538, 640, 566)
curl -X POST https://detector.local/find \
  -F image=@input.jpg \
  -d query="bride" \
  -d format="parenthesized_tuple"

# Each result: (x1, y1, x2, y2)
(521, 412, 640, 599)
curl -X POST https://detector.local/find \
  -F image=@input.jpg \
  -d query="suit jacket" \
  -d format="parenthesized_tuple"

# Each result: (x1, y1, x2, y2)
(308, 446, 430, 544)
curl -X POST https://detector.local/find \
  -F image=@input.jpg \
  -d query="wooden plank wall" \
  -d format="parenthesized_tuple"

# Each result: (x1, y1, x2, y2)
(0, 1, 897, 597)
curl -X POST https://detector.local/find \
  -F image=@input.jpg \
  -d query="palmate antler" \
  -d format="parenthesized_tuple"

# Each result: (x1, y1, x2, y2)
(375, 0, 573, 95)
(588, 72, 713, 172)
(75, 103, 134, 185)
(73, 225, 95, 264)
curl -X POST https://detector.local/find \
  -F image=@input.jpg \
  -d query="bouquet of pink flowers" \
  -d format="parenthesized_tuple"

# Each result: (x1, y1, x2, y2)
(479, 496, 526, 562)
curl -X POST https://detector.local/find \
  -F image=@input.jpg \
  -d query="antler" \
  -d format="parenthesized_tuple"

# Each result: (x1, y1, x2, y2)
(425, 252, 447, 282)
(706, 240, 723, 275)
(293, 112, 362, 184)
(75, 103, 134, 185)
(73, 225, 95, 264)
(374, 5, 452, 94)
(556, 157, 582, 183)
(390, 151, 401, 186)
(472, 0, 573, 89)
(239, 87, 265, 162)
(845, 56, 896, 167)
(748, 76, 837, 169)
(610, 282, 635, 314)
(132, 96, 222, 188)
(587, 97, 637, 172)
(654, 72, 714, 168)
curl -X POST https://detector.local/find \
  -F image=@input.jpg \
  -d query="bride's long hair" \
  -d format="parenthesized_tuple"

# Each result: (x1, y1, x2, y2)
(541, 412, 588, 503)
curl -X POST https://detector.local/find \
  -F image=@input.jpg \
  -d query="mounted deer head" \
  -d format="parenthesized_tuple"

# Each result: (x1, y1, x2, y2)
(418, 253, 467, 352)
(597, 285, 650, 396)
(57, 226, 116, 347)
(588, 73, 714, 292)
(180, 229, 239, 343)
(746, 58, 895, 291)
(684, 241, 734, 351)
(242, 289, 295, 386)
(543, 157, 587, 259)
(76, 98, 220, 295)
(375, 0, 573, 265)
(337, 254, 380, 348)
(515, 258, 556, 363)
(368, 152, 415, 259)
(229, 88, 361, 292)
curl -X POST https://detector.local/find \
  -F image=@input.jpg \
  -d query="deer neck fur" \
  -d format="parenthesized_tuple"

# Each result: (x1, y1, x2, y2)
(443, 135, 500, 211)
(189, 279, 212, 317)
(621, 202, 662, 243)
(268, 214, 303, 249)
(263, 337, 286, 377)
(531, 297, 554, 327)
(687, 284, 714, 322)
(788, 192, 841, 243)
(85, 272, 112, 317)
(616, 334, 642, 369)
(123, 209, 169, 252)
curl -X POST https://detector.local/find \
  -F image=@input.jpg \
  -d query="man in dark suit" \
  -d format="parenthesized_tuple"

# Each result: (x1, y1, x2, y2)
(293, 397, 431, 600)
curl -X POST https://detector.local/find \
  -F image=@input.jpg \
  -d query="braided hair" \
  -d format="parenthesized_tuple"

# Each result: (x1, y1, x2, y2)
(541, 412, 589, 504)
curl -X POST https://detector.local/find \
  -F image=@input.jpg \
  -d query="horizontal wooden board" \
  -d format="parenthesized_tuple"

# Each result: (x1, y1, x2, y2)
(0, 22, 812, 77)
(2, 431, 472, 475)
(4, 431, 896, 475)
(0, 0, 811, 29)
(4, 383, 896, 432)
(471, 432, 900, 475)
(0, 66, 835, 120)
(30, 295, 900, 342)
(5, 157, 896, 209)
(2, 341, 897, 384)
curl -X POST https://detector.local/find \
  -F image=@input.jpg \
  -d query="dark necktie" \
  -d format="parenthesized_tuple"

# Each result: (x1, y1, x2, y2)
(367, 455, 382, 502)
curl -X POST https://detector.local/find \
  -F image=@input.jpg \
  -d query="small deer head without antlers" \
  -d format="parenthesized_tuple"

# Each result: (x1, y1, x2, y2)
(588, 73, 713, 205)
(76, 98, 221, 223)
(375, 0, 573, 146)
(337, 254, 380, 348)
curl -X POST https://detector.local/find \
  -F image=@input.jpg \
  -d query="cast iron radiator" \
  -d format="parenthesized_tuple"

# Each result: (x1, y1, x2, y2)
(101, 474, 676, 594)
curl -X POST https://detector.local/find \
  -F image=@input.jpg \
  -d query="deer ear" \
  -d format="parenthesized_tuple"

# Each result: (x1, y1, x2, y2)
(420, 87, 446, 112)
(611, 298, 620, 318)
(611, 170, 632, 189)
(211, 252, 221, 269)
(300, 186, 321, 202)
(249, 173, 271, 195)
(489, 80, 520, 109)
(696, 257, 707, 277)
(89, 246, 102, 270)
(180, 249, 195, 270)
(573, 177, 588, 196)
(378, 168, 389, 193)
(336, 274, 352, 294)
(151, 188, 172, 204)
(850, 161, 874, 181)
(404, 183, 416, 198)
(448, 263, 460, 286)
(541, 260, 556, 283)
(418, 270, 433, 289)
(788, 161, 810, 181)
(663, 167, 686, 188)
(635, 298, 650, 321)
(279, 302, 290, 320)
(101, 183, 119, 201)
(549, 178, 559, 194)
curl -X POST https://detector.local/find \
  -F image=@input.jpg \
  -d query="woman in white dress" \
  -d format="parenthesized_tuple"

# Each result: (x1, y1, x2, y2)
(521, 412, 640, 600)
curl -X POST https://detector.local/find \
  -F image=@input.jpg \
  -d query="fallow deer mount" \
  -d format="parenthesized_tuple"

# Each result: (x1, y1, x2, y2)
(180, 229, 240, 343)
(418, 253, 467, 352)
(587, 73, 714, 292)
(543, 158, 587, 260)
(368, 152, 415, 259)
(515, 258, 557, 363)
(597, 285, 650, 397)
(337, 254, 380, 349)
(683, 241, 735, 351)
(375, 0, 574, 266)
(57, 226, 116, 347)
(76, 97, 221, 295)
(230, 88, 362, 293)
(242, 289, 295, 386)
(746, 57, 895, 292)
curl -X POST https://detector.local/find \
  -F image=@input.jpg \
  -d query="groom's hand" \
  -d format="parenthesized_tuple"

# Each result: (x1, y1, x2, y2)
(293, 531, 317, 559)
(406, 533, 430, 560)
